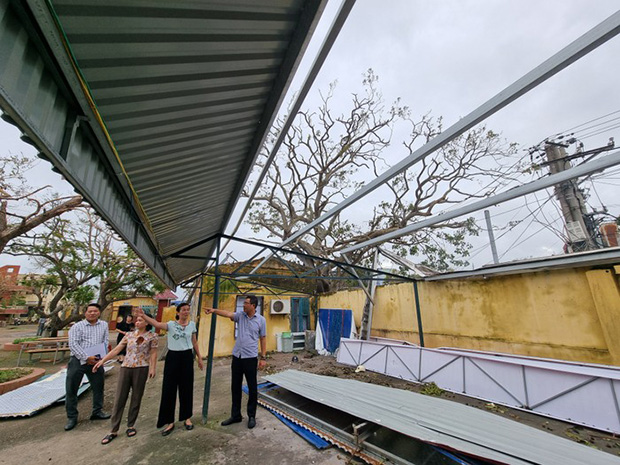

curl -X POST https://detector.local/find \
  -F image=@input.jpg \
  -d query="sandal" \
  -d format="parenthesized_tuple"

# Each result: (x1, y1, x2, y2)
(161, 424, 175, 436)
(126, 427, 137, 437)
(101, 433, 117, 445)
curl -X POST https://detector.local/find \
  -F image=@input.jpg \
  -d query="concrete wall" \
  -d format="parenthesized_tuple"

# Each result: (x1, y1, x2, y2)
(197, 292, 312, 357)
(107, 297, 158, 328)
(319, 265, 620, 365)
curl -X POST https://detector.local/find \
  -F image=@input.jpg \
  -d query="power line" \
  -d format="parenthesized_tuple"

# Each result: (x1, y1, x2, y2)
(497, 216, 538, 260)
(555, 109, 620, 136)
(469, 193, 556, 261)
(502, 220, 564, 258)
(569, 115, 620, 136)
(577, 122, 620, 140)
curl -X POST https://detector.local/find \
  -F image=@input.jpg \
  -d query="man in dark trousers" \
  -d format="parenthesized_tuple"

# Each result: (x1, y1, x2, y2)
(205, 295, 266, 429)
(64, 303, 110, 431)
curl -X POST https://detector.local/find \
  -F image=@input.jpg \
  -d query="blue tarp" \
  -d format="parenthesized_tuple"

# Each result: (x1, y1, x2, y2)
(271, 410, 330, 449)
(245, 382, 330, 449)
(317, 309, 354, 354)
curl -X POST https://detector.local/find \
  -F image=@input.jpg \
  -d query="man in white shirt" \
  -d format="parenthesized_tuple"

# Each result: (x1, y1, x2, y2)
(64, 303, 110, 431)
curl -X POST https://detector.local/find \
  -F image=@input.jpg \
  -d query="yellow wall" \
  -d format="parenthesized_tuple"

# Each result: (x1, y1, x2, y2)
(108, 297, 157, 322)
(197, 292, 311, 357)
(156, 306, 177, 334)
(318, 289, 367, 328)
(319, 265, 620, 365)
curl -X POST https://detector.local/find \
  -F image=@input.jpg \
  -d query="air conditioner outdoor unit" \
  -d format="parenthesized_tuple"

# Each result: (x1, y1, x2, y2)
(270, 299, 290, 315)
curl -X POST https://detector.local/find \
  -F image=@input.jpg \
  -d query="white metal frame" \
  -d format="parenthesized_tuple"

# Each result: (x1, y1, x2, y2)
(338, 338, 620, 434)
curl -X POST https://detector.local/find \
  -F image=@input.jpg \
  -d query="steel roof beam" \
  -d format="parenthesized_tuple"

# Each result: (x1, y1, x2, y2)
(251, 10, 620, 271)
(223, 0, 357, 245)
(341, 151, 620, 254)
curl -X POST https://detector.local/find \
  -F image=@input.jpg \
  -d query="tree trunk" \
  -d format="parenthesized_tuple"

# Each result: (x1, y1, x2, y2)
(0, 196, 82, 255)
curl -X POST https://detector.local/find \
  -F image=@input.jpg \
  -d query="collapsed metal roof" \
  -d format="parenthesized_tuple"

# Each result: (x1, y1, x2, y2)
(0, 0, 328, 286)
(266, 370, 620, 465)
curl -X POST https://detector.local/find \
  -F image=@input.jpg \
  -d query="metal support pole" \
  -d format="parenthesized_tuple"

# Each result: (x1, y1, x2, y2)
(202, 238, 221, 423)
(194, 275, 205, 334)
(484, 210, 500, 264)
(413, 280, 425, 347)
(360, 248, 380, 340)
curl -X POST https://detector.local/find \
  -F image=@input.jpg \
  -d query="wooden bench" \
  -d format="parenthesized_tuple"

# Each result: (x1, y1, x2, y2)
(17, 340, 71, 366)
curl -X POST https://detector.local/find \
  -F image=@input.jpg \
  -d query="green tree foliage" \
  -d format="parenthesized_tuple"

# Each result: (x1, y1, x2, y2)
(8, 209, 164, 334)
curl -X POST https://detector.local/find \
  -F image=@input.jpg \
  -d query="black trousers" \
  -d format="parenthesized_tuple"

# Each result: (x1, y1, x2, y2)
(65, 356, 105, 420)
(231, 356, 258, 419)
(157, 349, 194, 427)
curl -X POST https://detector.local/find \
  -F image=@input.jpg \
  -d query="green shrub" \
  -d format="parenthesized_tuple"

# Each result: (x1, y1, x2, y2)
(12, 337, 40, 344)
(420, 382, 445, 397)
(0, 368, 33, 383)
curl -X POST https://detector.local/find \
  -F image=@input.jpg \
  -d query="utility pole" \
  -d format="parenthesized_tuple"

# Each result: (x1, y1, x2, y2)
(544, 142, 596, 252)
(484, 210, 499, 264)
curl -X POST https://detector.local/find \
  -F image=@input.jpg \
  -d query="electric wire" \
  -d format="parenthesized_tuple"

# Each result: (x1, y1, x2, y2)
(501, 219, 564, 259)
(553, 108, 620, 137)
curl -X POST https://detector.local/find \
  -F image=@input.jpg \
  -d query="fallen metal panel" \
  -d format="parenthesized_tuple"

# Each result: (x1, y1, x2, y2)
(266, 370, 620, 465)
(338, 339, 620, 434)
(258, 387, 432, 465)
(0, 368, 89, 417)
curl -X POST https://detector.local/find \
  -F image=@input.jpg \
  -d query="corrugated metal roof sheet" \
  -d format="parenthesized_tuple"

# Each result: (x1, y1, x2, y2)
(1, 0, 327, 284)
(56, 0, 325, 282)
(265, 370, 620, 465)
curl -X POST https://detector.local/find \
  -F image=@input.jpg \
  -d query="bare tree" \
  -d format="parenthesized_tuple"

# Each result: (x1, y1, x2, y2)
(0, 153, 83, 254)
(246, 70, 521, 291)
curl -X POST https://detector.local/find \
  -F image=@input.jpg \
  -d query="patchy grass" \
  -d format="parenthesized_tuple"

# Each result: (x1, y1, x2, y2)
(420, 382, 445, 397)
(0, 367, 33, 383)
(12, 337, 40, 344)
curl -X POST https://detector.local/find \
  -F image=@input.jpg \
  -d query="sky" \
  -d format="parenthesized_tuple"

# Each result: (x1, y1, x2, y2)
(2, 0, 620, 277)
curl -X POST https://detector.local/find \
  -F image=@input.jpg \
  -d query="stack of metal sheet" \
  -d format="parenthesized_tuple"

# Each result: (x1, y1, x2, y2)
(266, 370, 620, 465)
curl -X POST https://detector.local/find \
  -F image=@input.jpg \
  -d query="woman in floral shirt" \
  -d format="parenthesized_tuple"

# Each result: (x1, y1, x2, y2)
(93, 313, 158, 444)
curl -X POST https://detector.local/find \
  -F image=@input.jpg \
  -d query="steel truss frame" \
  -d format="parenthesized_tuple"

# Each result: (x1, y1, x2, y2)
(195, 234, 420, 423)
(338, 338, 620, 434)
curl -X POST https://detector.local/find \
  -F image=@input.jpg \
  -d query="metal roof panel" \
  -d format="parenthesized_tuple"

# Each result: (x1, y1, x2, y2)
(1, 0, 328, 283)
(266, 370, 620, 465)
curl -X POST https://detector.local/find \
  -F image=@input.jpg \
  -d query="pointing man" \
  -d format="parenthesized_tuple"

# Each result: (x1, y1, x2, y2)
(205, 295, 266, 429)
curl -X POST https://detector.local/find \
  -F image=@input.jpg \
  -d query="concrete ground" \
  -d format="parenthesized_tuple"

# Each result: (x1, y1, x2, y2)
(2, 324, 619, 463)
(0, 325, 353, 465)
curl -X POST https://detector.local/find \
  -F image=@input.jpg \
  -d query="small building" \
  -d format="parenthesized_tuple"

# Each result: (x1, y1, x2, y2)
(107, 296, 158, 330)
(0, 265, 30, 323)
(197, 280, 312, 357)
(154, 289, 178, 321)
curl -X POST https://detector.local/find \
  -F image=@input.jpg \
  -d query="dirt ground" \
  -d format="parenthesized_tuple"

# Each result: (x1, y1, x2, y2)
(1, 324, 619, 463)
